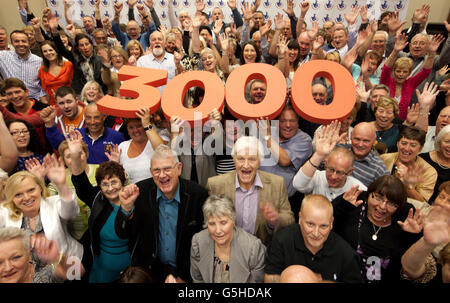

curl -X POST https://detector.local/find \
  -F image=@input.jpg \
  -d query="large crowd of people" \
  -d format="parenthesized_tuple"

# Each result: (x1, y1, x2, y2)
(0, 0, 449, 284)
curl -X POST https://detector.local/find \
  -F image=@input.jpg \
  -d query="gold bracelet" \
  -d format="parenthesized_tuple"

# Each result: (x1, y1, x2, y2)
(50, 252, 64, 269)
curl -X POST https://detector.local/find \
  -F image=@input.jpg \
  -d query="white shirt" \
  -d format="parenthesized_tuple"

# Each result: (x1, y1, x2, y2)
(119, 140, 154, 184)
(136, 52, 176, 93)
(293, 169, 367, 202)
(420, 126, 436, 154)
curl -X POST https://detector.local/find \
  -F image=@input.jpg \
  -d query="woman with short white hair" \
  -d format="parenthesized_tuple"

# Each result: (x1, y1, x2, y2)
(190, 195, 266, 283)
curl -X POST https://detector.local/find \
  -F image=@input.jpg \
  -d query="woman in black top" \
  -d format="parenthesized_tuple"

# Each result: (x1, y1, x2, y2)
(332, 175, 423, 283)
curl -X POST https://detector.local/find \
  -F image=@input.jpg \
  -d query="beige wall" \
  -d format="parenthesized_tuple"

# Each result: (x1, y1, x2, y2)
(404, 0, 449, 27)
(0, 0, 47, 34)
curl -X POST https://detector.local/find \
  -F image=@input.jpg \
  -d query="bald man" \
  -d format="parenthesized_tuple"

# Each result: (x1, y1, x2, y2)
(338, 122, 389, 187)
(45, 103, 124, 164)
(264, 194, 363, 283)
(279, 265, 319, 283)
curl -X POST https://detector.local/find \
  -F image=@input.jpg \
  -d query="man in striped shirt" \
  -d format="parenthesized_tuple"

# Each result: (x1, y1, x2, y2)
(339, 122, 390, 187)
(0, 30, 47, 103)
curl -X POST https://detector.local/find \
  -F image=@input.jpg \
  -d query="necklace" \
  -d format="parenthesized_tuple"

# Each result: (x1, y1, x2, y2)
(435, 152, 450, 170)
(372, 224, 382, 241)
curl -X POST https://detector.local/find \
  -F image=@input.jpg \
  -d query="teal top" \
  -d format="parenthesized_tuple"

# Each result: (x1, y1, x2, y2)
(89, 203, 130, 283)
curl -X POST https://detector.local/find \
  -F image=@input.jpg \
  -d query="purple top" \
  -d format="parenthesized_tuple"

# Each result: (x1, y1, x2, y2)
(234, 173, 263, 235)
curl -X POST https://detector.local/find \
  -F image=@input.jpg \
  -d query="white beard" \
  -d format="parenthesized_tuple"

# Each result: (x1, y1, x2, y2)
(152, 47, 164, 57)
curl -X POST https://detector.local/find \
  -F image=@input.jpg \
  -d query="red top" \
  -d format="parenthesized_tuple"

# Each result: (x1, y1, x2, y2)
(39, 61, 74, 105)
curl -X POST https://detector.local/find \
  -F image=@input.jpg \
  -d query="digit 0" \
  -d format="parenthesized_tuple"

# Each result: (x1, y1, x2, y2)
(290, 60, 356, 124)
(225, 63, 287, 121)
(161, 70, 225, 126)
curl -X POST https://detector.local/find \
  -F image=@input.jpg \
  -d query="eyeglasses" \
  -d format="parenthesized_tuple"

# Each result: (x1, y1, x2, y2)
(325, 166, 350, 177)
(100, 179, 121, 189)
(411, 41, 426, 46)
(151, 163, 177, 176)
(371, 193, 398, 209)
(10, 129, 29, 136)
(110, 55, 122, 59)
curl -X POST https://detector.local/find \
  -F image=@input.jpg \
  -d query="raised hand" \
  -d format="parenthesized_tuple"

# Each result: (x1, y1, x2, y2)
(144, 0, 154, 10)
(387, 12, 406, 35)
(314, 120, 345, 157)
(43, 153, 67, 187)
(416, 82, 439, 108)
(227, 0, 236, 10)
(356, 80, 369, 102)
(405, 103, 420, 126)
(394, 162, 425, 187)
(242, 1, 255, 23)
(136, 3, 146, 15)
(128, 54, 137, 66)
(394, 32, 408, 52)
(277, 34, 288, 56)
(312, 35, 324, 51)
(25, 157, 46, 180)
(192, 15, 202, 29)
(170, 116, 186, 136)
(413, 4, 430, 24)
(213, 19, 223, 36)
(219, 32, 230, 51)
(40, 106, 56, 127)
(48, 14, 59, 33)
(260, 202, 279, 227)
(344, 5, 359, 26)
(105, 144, 120, 163)
(114, 1, 124, 15)
(283, 0, 294, 17)
(259, 19, 271, 37)
(208, 108, 222, 121)
(30, 18, 41, 31)
(136, 107, 152, 127)
(274, 13, 284, 31)
(42, 7, 52, 18)
(65, 129, 84, 156)
(428, 34, 445, 54)
(307, 21, 319, 41)
(398, 208, 424, 234)
(438, 65, 449, 77)
(158, 24, 168, 37)
(119, 184, 139, 212)
(128, 0, 138, 7)
(422, 203, 450, 245)
(300, 1, 310, 18)
(360, 4, 369, 23)
(343, 185, 364, 207)
(31, 234, 60, 265)
(63, 0, 72, 9)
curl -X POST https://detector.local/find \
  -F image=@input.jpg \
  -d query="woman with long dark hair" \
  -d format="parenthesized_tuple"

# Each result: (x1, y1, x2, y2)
(38, 40, 74, 105)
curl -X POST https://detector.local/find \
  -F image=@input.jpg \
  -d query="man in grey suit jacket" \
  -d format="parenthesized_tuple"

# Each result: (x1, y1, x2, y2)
(206, 136, 295, 246)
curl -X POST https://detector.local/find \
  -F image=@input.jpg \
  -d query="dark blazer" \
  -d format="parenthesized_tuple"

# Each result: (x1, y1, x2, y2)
(115, 177, 209, 282)
(51, 32, 107, 95)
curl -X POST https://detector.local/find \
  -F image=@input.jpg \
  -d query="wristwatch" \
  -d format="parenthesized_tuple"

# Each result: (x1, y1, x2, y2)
(143, 124, 153, 131)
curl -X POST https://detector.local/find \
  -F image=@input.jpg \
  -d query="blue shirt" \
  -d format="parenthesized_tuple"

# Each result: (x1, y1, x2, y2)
(112, 21, 155, 51)
(45, 124, 125, 164)
(157, 183, 181, 268)
(260, 130, 313, 197)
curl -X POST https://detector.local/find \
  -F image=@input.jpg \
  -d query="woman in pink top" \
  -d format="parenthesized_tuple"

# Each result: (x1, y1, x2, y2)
(380, 33, 443, 120)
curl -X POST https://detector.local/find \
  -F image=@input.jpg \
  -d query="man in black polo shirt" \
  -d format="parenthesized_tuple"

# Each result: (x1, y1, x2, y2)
(264, 194, 363, 283)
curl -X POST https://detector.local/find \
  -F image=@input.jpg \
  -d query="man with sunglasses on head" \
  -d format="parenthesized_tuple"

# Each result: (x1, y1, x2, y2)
(293, 121, 367, 204)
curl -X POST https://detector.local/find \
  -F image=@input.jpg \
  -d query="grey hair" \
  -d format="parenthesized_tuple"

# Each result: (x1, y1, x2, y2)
(0, 227, 30, 255)
(327, 146, 355, 167)
(435, 124, 450, 152)
(202, 194, 236, 228)
(232, 136, 265, 162)
(374, 30, 388, 41)
(151, 144, 179, 164)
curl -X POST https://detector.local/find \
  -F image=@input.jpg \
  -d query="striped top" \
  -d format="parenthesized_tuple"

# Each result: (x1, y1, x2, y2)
(339, 144, 390, 188)
(0, 50, 45, 99)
